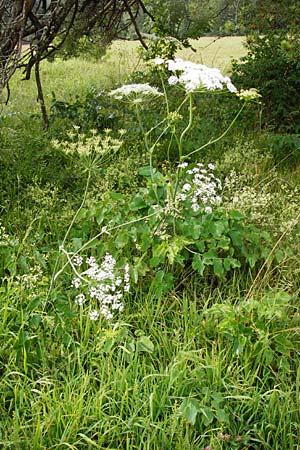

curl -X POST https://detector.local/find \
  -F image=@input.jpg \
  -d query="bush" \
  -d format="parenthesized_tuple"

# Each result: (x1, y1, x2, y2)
(232, 33, 300, 133)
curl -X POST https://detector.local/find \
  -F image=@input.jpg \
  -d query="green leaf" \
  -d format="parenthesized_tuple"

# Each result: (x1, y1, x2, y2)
(178, 398, 201, 426)
(213, 259, 224, 278)
(137, 335, 155, 353)
(192, 254, 205, 275)
(199, 406, 214, 426)
(138, 166, 163, 182)
(216, 408, 229, 423)
(72, 237, 82, 251)
(129, 195, 148, 211)
(223, 256, 241, 271)
(29, 314, 42, 330)
(115, 230, 129, 248)
(229, 210, 244, 220)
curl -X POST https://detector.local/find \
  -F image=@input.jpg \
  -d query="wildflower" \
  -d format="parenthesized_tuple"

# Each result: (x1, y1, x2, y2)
(154, 57, 165, 65)
(168, 75, 179, 86)
(72, 254, 130, 321)
(205, 206, 212, 214)
(109, 83, 163, 100)
(72, 277, 81, 289)
(177, 162, 188, 169)
(75, 294, 85, 306)
(182, 183, 192, 192)
(237, 88, 261, 101)
(177, 193, 187, 201)
(89, 309, 99, 321)
(166, 58, 237, 93)
(73, 255, 83, 267)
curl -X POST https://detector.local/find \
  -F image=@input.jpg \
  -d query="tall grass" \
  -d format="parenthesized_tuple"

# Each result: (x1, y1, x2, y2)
(1, 37, 300, 450)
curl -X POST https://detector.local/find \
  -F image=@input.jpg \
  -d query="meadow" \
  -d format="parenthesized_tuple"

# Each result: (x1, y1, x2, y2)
(0, 37, 300, 449)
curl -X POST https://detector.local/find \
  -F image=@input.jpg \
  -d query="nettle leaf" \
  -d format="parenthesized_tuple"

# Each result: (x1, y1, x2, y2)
(229, 210, 244, 221)
(217, 236, 231, 250)
(72, 237, 82, 251)
(211, 220, 227, 237)
(178, 398, 201, 426)
(132, 259, 150, 283)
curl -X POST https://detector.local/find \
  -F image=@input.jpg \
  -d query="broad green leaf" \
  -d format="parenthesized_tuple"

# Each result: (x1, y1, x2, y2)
(199, 406, 214, 426)
(216, 408, 229, 423)
(129, 195, 147, 211)
(178, 398, 201, 426)
(137, 335, 155, 353)
(192, 254, 205, 275)
(213, 259, 224, 278)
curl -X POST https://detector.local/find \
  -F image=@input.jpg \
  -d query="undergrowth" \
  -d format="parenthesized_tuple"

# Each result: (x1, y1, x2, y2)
(0, 42, 300, 449)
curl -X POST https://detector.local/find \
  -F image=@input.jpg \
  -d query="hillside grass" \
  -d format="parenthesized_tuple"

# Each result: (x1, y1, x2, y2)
(0, 37, 300, 450)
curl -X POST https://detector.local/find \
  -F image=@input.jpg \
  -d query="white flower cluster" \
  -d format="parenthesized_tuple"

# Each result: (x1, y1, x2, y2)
(72, 253, 130, 321)
(109, 83, 162, 100)
(155, 57, 237, 93)
(176, 162, 222, 213)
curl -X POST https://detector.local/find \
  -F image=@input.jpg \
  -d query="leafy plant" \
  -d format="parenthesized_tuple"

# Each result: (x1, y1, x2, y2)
(232, 33, 300, 133)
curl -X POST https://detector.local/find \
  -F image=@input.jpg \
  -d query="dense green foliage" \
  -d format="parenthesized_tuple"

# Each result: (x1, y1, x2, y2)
(0, 39, 300, 449)
(232, 33, 300, 132)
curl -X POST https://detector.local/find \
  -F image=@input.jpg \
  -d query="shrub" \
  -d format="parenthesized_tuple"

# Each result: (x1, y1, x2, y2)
(232, 33, 300, 133)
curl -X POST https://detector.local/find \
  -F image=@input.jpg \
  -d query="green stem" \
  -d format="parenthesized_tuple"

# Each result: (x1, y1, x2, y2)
(47, 170, 91, 298)
(52, 209, 163, 285)
(182, 102, 246, 160)
(135, 103, 150, 152)
(178, 93, 193, 160)
(159, 70, 170, 116)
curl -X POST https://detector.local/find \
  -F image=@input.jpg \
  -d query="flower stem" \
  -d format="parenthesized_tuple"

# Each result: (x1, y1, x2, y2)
(178, 93, 193, 160)
(183, 101, 246, 160)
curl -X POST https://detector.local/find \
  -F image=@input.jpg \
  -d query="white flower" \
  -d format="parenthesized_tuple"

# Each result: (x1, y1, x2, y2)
(177, 193, 187, 201)
(75, 294, 85, 306)
(72, 277, 81, 289)
(89, 309, 99, 321)
(109, 83, 163, 100)
(168, 75, 180, 86)
(204, 206, 212, 214)
(73, 255, 83, 267)
(191, 203, 200, 212)
(208, 163, 215, 170)
(166, 58, 237, 93)
(86, 256, 96, 266)
(154, 57, 165, 65)
(182, 183, 192, 192)
(237, 88, 261, 101)
(177, 162, 188, 169)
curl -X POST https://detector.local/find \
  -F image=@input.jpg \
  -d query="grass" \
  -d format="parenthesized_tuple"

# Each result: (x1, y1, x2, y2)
(1, 37, 300, 449)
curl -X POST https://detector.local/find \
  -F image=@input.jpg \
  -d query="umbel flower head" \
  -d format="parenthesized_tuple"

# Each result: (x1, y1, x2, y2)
(109, 83, 163, 101)
(154, 57, 237, 93)
(72, 253, 130, 321)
